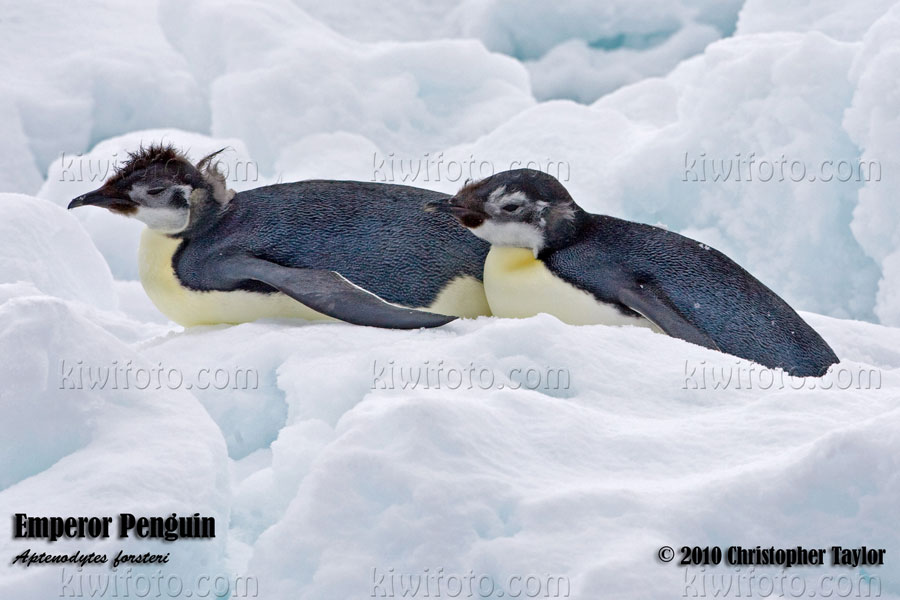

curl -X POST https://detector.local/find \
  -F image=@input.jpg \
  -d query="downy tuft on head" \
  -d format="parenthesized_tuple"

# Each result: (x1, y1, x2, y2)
(194, 147, 236, 205)
(425, 169, 587, 255)
(108, 144, 235, 205)
(68, 143, 236, 234)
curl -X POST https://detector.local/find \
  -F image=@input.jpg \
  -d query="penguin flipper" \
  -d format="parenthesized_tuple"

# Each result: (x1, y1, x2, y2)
(619, 287, 720, 351)
(226, 256, 456, 329)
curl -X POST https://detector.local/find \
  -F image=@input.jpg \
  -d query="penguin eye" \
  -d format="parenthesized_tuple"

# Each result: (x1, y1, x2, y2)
(147, 187, 166, 196)
(501, 203, 519, 212)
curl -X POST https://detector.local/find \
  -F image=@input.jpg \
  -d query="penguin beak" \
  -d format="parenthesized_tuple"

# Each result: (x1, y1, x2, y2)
(424, 195, 487, 228)
(68, 186, 138, 214)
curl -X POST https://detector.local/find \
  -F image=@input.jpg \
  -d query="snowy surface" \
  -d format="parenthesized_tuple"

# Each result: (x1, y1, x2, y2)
(0, 195, 898, 598)
(2, 0, 900, 598)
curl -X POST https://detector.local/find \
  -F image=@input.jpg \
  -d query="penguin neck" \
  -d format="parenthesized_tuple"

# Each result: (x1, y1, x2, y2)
(539, 205, 591, 256)
(173, 189, 228, 240)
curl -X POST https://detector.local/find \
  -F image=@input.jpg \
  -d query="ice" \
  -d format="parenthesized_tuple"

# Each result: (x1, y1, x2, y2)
(526, 22, 722, 103)
(0, 1, 207, 194)
(0, 194, 116, 309)
(158, 0, 533, 171)
(843, 4, 900, 325)
(0, 98, 44, 193)
(274, 132, 383, 183)
(458, 0, 743, 102)
(290, 0, 462, 43)
(111, 315, 900, 597)
(737, 0, 900, 41)
(0, 298, 230, 598)
(3, 0, 900, 598)
(594, 32, 881, 320)
(280, 0, 745, 103)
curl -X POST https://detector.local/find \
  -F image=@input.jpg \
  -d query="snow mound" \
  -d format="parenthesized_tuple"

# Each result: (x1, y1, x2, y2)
(0, 1, 207, 194)
(526, 22, 722, 103)
(0, 194, 116, 309)
(294, 0, 745, 103)
(159, 0, 533, 171)
(843, 4, 900, 325)
(157, 314, 900, 598)
(595, 32, 879, 320)
(737, 0, 900, 41)
(458, 0, 743, 102)
(0, 296, 229, 598)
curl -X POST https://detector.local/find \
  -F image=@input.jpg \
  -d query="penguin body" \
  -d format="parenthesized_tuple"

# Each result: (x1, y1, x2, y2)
(157, 180, 492, 326)
(70, 145, 490, 329)
(427, 169, 839, 377)
(483, 246, 650, 328)
(138, 227, 334, 326)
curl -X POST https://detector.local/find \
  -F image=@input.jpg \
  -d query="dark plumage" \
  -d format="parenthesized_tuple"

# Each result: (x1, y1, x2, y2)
(178, 180, 489, 308)
(106, 144, 189, 186)
(547, 215, 839, 376)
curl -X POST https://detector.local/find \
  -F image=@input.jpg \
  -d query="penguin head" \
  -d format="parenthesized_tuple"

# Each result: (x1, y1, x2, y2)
(426, 169, 585, 254)
(67, 144, 235, 235)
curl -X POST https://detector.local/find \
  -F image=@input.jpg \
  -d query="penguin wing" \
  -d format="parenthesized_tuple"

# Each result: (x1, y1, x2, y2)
(618, 286, 721, 351)
(222, 255, 456, 329)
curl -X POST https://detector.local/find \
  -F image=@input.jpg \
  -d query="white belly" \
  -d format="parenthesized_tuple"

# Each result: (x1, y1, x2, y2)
(138, 228, 491, 327)
(483, 246, 652, 328)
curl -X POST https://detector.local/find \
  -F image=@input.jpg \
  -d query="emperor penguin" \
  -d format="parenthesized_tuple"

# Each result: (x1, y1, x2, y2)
(426, 169, 839, 377)
(68, 144, 491, 328)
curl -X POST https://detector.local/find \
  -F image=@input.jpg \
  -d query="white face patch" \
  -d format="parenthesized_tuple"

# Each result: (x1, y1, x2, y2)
(134, 206, 191, 233)
(490, 190, 528, 208)
(469, 220, 545, 255)
(129, 184, 193, 233)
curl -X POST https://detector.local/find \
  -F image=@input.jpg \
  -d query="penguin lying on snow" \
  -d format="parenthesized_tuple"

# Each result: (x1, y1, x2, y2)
(426, 169, 839, 377)
(68, 144, 491, 328)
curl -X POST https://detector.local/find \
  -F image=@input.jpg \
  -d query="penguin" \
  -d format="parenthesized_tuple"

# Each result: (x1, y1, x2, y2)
(68, 144, 491, 329)
(425, 169, 839, 377)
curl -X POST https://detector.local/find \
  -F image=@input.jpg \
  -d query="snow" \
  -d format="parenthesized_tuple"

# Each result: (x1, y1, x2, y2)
(0, 1, 207, 193)
(843, 4, 900, 325)
(3, 0, 900, 598)
(0, 295, 229, 598)
(1, 232, 898, 595)
(292, 0, 744, 103)
(737, 0, 900, 41)
(0, 194, 116, 310)
(597, 32, 879, 320)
